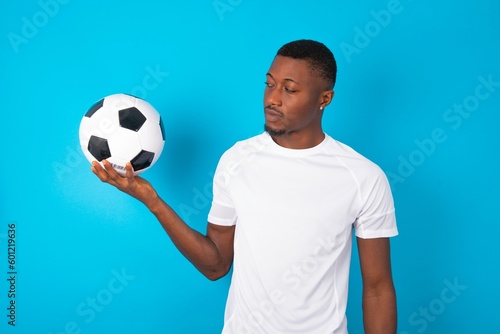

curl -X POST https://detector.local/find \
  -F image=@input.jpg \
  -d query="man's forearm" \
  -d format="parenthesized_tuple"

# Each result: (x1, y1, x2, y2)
(146, 196, 230, 280)
(362, 287, 397, 334)
(91, 160, 232, 280)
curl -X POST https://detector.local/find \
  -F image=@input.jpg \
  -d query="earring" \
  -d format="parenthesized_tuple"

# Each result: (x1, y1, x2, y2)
(320, 106, 324, 110)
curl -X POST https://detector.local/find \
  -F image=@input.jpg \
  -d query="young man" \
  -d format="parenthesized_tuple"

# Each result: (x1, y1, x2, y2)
(91, 39, 398, 333)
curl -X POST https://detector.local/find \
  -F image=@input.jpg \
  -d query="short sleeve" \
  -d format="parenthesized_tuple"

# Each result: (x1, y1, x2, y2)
(208, 153, 237, 226)
(354, 167, 398, 239)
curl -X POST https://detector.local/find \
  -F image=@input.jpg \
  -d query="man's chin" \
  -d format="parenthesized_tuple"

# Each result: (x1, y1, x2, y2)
(264, 124, 286, 137)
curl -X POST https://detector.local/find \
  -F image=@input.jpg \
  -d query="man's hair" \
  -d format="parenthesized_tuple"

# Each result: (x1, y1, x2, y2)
(277, 39, 337, 89)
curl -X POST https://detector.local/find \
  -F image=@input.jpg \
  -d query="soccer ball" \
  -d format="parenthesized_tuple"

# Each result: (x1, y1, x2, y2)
(79, 93, 165, 176)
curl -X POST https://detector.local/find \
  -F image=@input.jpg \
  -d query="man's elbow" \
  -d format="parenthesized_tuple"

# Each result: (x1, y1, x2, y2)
(202, 264, 232, 281)
(363, 279, 396, 299)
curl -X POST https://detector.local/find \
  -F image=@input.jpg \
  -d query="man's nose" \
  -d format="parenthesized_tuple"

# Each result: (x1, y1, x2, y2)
(266, 86, 282, 106)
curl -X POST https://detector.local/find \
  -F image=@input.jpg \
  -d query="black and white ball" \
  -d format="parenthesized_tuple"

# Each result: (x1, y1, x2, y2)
(79, 94, 165, 176)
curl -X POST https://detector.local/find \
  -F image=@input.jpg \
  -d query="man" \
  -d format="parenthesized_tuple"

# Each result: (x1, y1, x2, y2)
(91, 39, 398, 333)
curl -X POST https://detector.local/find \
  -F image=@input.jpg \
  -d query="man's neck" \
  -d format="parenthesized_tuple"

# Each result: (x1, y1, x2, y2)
(270, 131, 325, 149)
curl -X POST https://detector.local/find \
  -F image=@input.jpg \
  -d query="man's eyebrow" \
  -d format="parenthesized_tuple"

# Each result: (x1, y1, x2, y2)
(266, 72, 300, 84)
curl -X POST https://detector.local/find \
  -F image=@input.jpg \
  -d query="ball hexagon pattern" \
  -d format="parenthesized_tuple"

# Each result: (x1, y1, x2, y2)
(79, 94, 165, 176)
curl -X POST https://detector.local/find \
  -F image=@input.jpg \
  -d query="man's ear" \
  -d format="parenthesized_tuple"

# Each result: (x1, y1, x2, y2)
(320, 90, 334, 109)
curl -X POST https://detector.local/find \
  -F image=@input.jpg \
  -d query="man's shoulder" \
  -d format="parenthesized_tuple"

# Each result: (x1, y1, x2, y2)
(324, 134, 386, 179)
(222, 132, 271, 157)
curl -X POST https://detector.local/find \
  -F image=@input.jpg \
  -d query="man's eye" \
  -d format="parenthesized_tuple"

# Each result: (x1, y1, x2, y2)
(284, 87, 296, 93)
(264, 81, 274, 87)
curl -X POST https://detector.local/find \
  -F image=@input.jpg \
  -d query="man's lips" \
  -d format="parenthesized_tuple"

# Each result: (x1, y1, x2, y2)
(264, 107, 283, 122)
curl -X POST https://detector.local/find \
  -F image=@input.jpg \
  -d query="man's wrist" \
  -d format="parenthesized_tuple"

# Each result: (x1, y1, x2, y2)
(144, 192, 162, 215)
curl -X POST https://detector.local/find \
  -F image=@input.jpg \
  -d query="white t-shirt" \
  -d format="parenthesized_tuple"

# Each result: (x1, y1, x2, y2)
(208, 132, 398, 334)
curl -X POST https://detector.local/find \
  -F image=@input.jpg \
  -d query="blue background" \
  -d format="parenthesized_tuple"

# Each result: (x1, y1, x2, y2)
(1, 0, 499, 333)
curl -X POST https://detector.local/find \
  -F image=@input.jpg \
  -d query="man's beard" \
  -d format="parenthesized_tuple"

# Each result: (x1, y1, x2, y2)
(264, 124, 286, 137)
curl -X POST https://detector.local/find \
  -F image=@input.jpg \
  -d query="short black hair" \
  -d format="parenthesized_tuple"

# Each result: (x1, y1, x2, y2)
(277, 39, 337, 89)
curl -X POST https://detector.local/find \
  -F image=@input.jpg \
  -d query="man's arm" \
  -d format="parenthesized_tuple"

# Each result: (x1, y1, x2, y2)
(91, 160, 235, 281)
(357, 237, 397, 334)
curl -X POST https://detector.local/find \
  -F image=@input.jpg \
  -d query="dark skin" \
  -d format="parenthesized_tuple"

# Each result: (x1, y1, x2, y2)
(263, 55, 332, 148)
(91, 55, 396, 333)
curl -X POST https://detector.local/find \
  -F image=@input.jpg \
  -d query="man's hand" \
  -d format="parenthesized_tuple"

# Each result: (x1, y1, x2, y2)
(90, 160, 159, 207)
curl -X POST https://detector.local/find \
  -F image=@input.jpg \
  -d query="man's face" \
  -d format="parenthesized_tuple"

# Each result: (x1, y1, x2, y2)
(263, 55, 330, 138)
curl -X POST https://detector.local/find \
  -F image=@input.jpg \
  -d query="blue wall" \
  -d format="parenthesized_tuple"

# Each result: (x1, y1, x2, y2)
(1, 1, 499, 333)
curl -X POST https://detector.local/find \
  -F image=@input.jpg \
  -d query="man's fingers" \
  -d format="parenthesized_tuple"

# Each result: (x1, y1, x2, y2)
(91, 160, 122, 184)
(125, 162, 135, 182)
(91, 160, 140, 195)
(91, 160, 150, 201)
(102, 160, 122, 181)
(91, 161, 110, 182)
